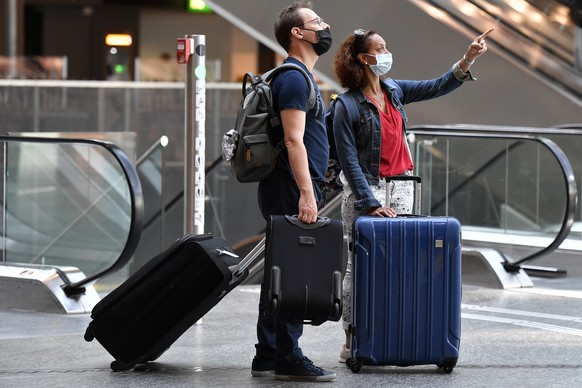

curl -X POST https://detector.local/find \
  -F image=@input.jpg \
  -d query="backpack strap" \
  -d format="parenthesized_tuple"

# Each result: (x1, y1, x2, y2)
(262, 63, 316, 111)
(336, 92, 360, 129)
(326, 93, 360, 162)
(260, 63, 317, 154)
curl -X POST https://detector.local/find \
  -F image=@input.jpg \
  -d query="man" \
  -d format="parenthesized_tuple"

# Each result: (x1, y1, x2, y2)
(251, 1, 336, 382)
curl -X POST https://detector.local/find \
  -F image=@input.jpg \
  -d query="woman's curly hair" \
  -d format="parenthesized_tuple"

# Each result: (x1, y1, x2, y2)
(333, 29, 377, 91)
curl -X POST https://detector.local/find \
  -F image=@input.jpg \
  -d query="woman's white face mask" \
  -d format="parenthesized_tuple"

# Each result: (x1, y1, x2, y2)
(368, 53, 393, 77)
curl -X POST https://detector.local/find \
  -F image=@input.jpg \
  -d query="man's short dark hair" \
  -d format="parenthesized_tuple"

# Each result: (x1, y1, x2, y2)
(274, 1, 313, 52)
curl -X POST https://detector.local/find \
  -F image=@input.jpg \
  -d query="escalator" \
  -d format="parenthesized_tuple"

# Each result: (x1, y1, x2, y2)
(408, 125, 578, 259)
(0, 135, 144, 312)
(412, 0, 582, 101)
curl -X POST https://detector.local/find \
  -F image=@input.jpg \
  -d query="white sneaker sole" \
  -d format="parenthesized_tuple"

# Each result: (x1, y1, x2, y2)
(275, 373, 337, 382)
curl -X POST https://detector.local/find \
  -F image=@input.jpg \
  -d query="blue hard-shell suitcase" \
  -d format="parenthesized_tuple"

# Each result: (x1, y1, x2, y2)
(348, 215, 462, 374)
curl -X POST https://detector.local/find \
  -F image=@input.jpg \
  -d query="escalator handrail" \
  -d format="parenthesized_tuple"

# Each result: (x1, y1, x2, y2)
(553, 123, 582, 130)
(0, 135, 144, 294)
(414, 123, 582, 136)
(407, 125, 578, 268)
(136, 136, 168, 166)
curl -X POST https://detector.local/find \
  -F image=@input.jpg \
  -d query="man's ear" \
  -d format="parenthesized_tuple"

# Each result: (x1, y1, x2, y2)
(291, 26, 304, 40)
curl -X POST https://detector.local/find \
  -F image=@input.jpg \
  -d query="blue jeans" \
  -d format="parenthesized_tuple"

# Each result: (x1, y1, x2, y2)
(256, 167, 323, 364)
(255, 282, 304, 364)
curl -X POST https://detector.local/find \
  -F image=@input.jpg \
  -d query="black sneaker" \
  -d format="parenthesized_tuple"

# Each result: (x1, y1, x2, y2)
(251, 356, 276, 377)
(275, 356, 336, 382)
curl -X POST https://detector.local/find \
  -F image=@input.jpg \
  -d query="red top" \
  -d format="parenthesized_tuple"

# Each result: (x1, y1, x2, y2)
(369, 92, 413, 177)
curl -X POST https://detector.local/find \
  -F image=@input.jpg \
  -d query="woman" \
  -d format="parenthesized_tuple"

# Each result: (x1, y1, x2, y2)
(332, 27, 494, 362)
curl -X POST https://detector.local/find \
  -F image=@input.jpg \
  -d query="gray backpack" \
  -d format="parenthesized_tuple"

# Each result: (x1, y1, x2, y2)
(222, 64, 315, 183)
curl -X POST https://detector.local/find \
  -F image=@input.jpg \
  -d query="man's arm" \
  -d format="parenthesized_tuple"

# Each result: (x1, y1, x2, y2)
(280, 108, 318, 224)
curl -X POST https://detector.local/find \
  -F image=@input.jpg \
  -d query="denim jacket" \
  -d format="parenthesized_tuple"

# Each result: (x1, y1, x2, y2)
(333, 62, 475, 211)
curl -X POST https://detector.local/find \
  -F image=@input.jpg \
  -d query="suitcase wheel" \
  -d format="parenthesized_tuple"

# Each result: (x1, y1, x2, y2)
(438, 358, 456, 374)
(346, 358, 362, 373)
(110, 360, 133, 372)
(110, 361, 123, 372)
(439, 362, 455, 374)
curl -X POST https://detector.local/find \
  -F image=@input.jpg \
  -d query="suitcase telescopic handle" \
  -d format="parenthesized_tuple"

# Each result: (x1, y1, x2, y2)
(384, 175, 422, 215)
(215, 249, 238, 258)
(285, 215, 331, 229)
(385, 175, 422, 184)
(230, 237, 266, 283)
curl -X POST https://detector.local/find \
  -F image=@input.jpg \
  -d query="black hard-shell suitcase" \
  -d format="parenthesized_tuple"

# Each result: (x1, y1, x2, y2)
(84, 234, 252, 371)
(264, 215, 344, 325)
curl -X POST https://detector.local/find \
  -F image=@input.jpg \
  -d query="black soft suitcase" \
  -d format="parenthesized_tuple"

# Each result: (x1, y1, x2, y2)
(265, 215, 344, 325)
(84, 234, 251, 371)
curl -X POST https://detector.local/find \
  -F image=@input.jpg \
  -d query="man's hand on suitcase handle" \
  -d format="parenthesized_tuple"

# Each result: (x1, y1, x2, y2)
(367, 206, 397, 218)
(298, 192, 318, 224)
